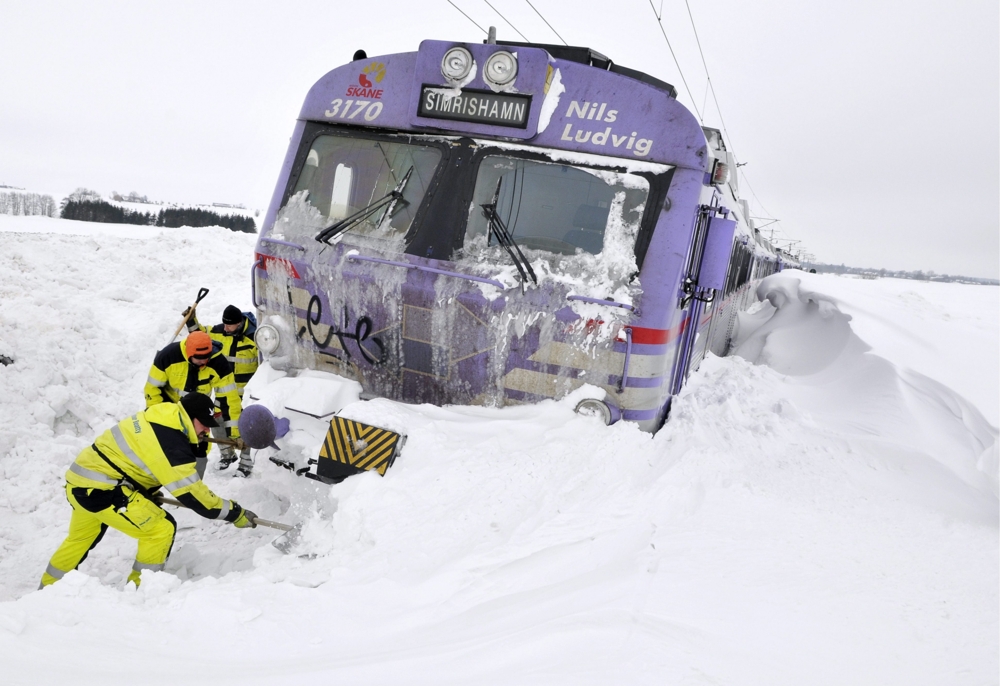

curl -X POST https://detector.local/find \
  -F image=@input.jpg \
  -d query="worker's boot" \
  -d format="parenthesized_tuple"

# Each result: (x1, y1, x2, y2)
(234, 449, 253, 478)
(217, 447, 238, 471)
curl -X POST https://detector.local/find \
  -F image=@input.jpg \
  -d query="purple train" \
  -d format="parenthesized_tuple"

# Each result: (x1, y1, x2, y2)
(251, 37, 793, 432)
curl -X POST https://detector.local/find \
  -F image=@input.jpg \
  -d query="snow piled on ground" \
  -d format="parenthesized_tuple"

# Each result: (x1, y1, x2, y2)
(0, 214, 997, 685)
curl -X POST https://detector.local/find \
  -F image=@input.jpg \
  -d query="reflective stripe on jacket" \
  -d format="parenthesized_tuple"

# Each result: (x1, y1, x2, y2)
(64, 403, 243, 522)
(206, 314, 258, 394)
(187, 312, 259, 394)
(143, 340, 242, 438)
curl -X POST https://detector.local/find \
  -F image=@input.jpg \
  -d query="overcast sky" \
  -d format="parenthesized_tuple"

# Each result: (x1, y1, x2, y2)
(2, 0, 997, 278)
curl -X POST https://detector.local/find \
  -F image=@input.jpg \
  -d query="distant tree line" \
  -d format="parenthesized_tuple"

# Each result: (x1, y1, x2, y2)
(0, 191, 57, 217)
(61, 199, 157, 225)
(156, 207, 256, 233)
(801, 261, 999, 286)
(59, 188, 257, 233)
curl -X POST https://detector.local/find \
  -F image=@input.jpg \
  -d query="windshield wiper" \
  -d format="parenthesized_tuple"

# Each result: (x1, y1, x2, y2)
(315, 166, 413, 244)
(480, 178, 537, 285)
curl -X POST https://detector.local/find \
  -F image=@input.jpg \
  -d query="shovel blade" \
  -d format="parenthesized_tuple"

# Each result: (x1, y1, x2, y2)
(270, 523, 303, 554)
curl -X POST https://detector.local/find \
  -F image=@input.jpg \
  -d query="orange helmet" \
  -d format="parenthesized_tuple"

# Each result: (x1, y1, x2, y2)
(184, 331, 213, 358)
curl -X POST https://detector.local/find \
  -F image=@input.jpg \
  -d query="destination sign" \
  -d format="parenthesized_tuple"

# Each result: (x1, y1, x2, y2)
(418, 86, 531, 129)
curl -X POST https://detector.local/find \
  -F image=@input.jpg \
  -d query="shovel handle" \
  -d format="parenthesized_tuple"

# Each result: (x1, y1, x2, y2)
(155, 495, 295, 532)
(169, 287, 211, 343)
(205, 436, 241, 448)
(250, 516, 296, 531)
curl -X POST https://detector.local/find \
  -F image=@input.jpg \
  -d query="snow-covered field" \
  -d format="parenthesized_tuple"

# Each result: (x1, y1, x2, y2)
(0, 214, 997, 685)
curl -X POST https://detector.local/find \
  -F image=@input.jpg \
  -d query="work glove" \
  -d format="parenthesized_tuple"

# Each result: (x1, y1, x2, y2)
(233, 508, 257, 529)
(182, 307, 200, 331)
(234, 437, 248, 452)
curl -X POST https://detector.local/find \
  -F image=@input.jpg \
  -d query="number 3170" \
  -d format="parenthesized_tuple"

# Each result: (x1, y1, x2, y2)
(324, 99, 383, 121)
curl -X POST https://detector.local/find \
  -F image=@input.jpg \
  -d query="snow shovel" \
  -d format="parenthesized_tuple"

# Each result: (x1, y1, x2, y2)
(205, 436, 243, 448)
(155, 495, 302, 553)
(168, 287, 210, 343)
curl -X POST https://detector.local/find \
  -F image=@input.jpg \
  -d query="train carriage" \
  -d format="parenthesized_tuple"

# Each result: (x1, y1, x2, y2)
(250, 36, 791, 440)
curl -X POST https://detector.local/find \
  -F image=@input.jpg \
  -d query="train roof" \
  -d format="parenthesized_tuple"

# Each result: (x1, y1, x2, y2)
(297, 39, 708, 171)
(495, 40, 678, 99)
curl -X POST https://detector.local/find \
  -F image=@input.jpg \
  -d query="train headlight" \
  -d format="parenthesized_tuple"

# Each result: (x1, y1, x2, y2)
(441, 47, 473, 81)
(484, 50, 517, 87)
(712, 160, 731, 186)
(255, 324, 280, 356)
(574, 398, 620, 426)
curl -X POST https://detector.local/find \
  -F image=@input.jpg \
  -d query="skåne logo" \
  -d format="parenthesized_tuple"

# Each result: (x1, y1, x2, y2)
(348, 62, 386, 99)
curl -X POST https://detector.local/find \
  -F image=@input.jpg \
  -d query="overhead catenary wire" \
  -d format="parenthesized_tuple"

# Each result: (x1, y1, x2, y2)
(679, 1, 799, 253)
(524, 0, 569, 46)
(446, 0, 488, 36)
(683, 0, 735, 157)
(484, 0, 530, 42)
(647, 0, 702, 122)
(738, 168, 779, 228)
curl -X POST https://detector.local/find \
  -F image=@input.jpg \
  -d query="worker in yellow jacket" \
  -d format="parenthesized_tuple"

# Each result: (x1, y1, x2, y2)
(40, 393, 257, 590)
(185, 305, 259, 476)
(144, 331, 243, 477)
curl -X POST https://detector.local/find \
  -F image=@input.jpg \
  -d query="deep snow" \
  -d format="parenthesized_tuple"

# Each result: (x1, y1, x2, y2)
(0, 214, 997, 685)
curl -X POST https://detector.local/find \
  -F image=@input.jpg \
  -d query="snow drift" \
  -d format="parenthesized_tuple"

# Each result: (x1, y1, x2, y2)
(0, 215, 996, 685)
(734, 274, 998, 499)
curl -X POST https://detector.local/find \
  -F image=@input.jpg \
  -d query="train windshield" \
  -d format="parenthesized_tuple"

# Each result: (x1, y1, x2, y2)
(464, 155, 649, 258)
(287, 135, 442, 242)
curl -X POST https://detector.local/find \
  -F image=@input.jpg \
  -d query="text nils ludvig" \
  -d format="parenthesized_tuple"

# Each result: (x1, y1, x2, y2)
(559, 101, 652, 157)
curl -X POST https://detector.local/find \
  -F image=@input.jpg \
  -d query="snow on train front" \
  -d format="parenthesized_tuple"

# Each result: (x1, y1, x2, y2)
(248, 36, 768, 451)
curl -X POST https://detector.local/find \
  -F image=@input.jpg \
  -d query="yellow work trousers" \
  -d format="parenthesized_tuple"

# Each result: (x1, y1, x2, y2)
(41, 483, 176, 589)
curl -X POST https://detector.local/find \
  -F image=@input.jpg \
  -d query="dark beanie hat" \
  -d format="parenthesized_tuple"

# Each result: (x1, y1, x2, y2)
(222, 305, 243, 325)
(180, 393, 220, 428)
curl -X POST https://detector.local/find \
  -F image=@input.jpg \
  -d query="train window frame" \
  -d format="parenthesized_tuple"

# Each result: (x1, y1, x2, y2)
(278, 122, 454, 248)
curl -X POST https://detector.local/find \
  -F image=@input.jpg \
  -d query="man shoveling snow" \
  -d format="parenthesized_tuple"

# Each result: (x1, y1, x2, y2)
(39, 393, 259, 589)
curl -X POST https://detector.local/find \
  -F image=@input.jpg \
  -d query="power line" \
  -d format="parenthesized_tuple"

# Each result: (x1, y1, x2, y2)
(524, 0, 568, 46)
(446, 0, 488, 36)
(646, 0, 702, 122)
(739, 168, 781, 236)
(673, 2, 794, 249)
(683, 0, 735, 156)
(484, 0, 530, 42)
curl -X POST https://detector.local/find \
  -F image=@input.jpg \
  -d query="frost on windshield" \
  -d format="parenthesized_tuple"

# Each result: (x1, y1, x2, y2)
(271, 191, 326, 239)
(271, 190, 410, 254)
(271, 134, 442, 253)
(456, 155, 648, 306)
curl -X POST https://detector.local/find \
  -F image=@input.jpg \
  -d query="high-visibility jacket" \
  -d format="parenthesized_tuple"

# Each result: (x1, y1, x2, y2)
(189, 312, 259, 396)
(65, 402, 245, 523)
(143, 340, 242, 438)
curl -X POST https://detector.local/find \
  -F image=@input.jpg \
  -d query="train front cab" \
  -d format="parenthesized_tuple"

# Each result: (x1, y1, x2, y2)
(251, 39, 756, 433)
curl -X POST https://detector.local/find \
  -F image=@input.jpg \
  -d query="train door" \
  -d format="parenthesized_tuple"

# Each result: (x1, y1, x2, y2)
(669, 202, 735, 393)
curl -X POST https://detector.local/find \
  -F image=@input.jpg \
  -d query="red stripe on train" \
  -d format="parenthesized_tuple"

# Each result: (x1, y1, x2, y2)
(629, 319, 688, 345)
(255, 253, 301, 279)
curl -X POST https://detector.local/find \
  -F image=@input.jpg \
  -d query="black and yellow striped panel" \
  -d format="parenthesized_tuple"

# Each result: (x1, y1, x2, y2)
(318, 417, 402, 477)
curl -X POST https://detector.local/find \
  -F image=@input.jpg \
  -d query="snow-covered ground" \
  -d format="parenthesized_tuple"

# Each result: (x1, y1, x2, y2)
(0, 214, 997, 685)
